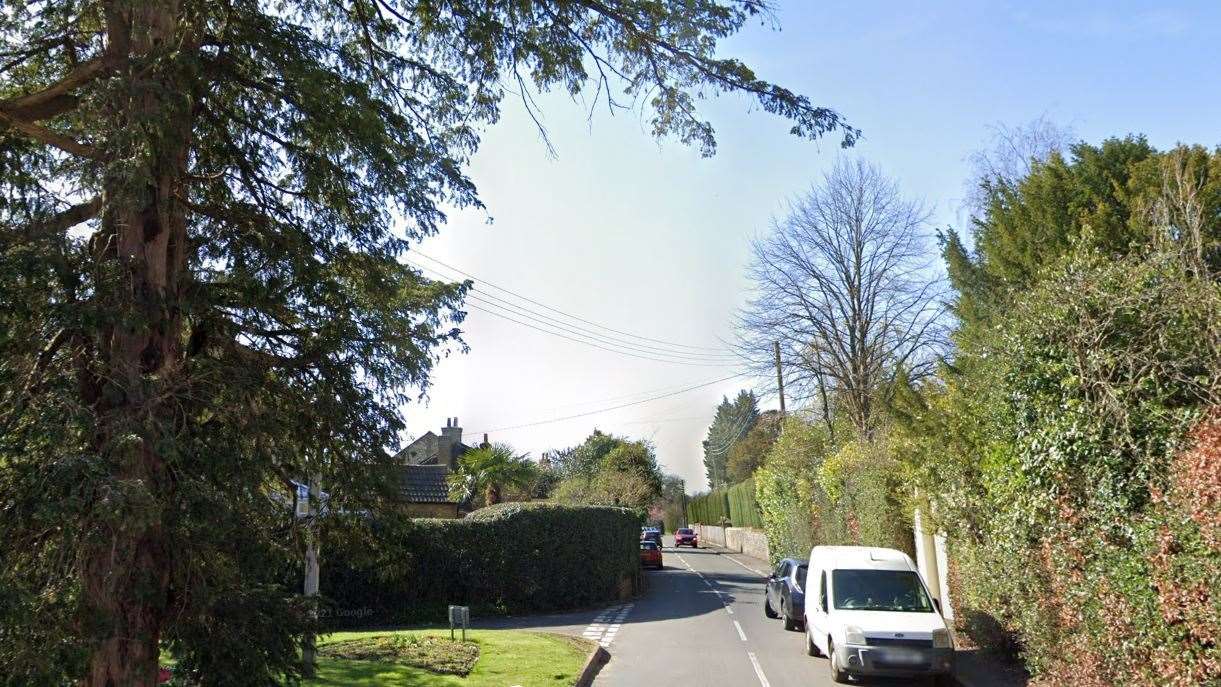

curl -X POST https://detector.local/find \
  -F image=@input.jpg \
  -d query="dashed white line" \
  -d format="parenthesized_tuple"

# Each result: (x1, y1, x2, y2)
(580, 603, 634, 648)
(747, 651, 771, 687)
(733, 620, 747, 641)
(721, 551, 768, 577)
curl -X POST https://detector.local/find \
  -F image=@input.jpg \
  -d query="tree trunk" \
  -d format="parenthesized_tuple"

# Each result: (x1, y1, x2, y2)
(81, 2, 193, 684)
(486, 483, 501, 505)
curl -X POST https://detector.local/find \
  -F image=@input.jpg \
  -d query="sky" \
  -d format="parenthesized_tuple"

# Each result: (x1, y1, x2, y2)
(404, 1, 1221, 491)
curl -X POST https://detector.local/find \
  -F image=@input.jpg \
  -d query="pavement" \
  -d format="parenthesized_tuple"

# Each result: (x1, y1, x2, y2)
(477, 537, 1028, 687)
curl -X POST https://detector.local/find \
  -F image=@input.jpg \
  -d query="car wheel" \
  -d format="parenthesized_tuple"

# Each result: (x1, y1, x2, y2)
(805, 626, 821, 657)
(829, 640, 849, 684)
(763, 596, 779, 619)
(783, 611, 799, 632)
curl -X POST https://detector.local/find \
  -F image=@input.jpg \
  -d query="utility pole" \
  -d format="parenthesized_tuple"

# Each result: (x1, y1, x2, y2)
(774, 341, 786, 415)
(302, 475, 321, 676)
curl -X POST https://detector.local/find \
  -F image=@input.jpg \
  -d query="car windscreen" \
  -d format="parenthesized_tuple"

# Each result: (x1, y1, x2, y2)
(831, 569, 933, 612)
(677, 528, 693, 535)
(640, 541, 658, 550)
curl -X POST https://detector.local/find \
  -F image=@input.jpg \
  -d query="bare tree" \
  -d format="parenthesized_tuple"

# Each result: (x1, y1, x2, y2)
(737, 159, 946, 435)
(964, 116, 1074, 215)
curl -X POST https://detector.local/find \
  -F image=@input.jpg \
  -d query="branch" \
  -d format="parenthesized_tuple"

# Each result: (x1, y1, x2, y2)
(16, 196, 102, 240)
(0, 109, 102, 159)
(0, 53, 122, 122)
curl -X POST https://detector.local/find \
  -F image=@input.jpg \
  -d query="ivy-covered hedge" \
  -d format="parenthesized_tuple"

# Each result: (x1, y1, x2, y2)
(321, 502, 640, 627)
(687, 478, 763, 528)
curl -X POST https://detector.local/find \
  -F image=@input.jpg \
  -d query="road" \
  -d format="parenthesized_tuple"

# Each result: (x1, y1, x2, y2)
(593, 537, 939, 687)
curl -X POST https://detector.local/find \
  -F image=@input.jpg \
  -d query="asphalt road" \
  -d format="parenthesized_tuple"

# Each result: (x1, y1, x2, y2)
(594, 537, 940, 687)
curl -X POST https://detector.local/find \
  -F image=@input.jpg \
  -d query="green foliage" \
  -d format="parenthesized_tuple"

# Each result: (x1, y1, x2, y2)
(0, 0, 851, 681)
(703, 391, 759, 488)
(686, 489, 729, 525)
(726, 479, 764, 529)
(549, 432, 663, 509)
(447, 443, 536, 507)
(919, 140, 1221, 683)
(726, 413, 780, 483)
(323, 504, 641, 626)
(686, 477, 763, 529)
(753, 417, 911, 564)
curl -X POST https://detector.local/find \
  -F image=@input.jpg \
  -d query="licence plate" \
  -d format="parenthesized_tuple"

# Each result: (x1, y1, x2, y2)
(879, 648, 923, 665)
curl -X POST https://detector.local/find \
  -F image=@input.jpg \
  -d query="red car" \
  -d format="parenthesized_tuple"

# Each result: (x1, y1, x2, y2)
(639, 540, 663, 569)
(674, 527, 699, 548)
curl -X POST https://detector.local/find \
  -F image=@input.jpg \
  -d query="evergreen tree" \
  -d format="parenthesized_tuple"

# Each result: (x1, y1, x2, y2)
(702, 390, 759, 487)
(0, 1, 853, 683)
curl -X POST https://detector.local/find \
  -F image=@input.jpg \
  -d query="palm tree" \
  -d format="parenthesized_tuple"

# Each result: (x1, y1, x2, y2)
(448, 443, 537, 506)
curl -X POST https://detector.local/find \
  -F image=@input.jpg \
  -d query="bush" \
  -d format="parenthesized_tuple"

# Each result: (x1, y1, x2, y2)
(686, 479, 764, 528)
(727, 479, 764, 528)
(912, 252, 1221, 685)
(321, 503, 641, 627)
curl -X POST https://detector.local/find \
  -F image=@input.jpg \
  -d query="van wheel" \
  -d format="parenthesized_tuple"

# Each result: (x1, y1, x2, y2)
(805, 628, 821, 657)
(763, 597, 779, 619)
(829, 640, 849, 683)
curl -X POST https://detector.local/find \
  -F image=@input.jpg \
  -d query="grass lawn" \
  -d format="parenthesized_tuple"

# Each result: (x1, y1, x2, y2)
(304, 629, 592, 687)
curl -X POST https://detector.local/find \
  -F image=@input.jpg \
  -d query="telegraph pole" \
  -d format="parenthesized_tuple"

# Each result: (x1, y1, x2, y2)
(302, 475, 321, 676)
(774, 341, 786, 415)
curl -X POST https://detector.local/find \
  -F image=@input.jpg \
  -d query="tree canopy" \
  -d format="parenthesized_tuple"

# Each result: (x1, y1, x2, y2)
(702, 390, 758, 487)
(0, 1, 852, 684)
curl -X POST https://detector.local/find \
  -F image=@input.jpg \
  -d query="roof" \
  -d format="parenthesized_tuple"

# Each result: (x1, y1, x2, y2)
(808, 546, 915, 572)
(402, 465, 456, 504)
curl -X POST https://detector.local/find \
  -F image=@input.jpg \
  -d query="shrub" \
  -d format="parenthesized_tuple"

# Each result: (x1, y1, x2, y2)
(321, 503, 641, 626)
(686, 479, 763, 528)
(911, 251, 1221, 685)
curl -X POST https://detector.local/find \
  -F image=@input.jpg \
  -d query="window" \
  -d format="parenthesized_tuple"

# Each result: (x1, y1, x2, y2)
(831, 569, 934, 613)
(795, 564, 808, 591)
(774, 562, 788, 578)
(677, 528, 694, 535)
(819, 571, 828, 612)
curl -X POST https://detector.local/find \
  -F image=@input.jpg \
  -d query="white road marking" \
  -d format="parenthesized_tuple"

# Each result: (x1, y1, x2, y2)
(581, 603, 634, 649)
(733, 620, 747, 641)
(747, 652, 771, 687)
(721, 551, 769, 577)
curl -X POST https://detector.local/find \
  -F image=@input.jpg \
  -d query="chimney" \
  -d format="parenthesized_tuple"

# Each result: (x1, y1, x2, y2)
(437, 417, 459, 471)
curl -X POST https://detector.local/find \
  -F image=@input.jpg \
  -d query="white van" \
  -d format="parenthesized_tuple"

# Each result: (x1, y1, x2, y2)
(802, 546, 955, 684)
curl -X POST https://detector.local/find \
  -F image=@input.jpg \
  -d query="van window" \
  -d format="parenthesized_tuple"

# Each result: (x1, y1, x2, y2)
(831, 569, 934, 613)
(819, 571, 828, 612)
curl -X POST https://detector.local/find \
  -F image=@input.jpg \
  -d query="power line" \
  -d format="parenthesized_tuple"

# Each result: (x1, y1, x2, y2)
(464, 292, 739, 364)
(405, 258, 738, 362)
(411, 251, 732, 353)
(463, 303, 734, 367)
(405, 259, 739, 364)
(471, 373, 748, 435)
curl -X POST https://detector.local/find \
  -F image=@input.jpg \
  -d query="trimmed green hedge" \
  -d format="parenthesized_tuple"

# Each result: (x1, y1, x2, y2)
(687, 478, 763, 528)
(321, 503, 640, 627)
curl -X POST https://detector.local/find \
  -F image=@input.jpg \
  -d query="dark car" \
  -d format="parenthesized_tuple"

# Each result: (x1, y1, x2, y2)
(640, 528, 663, 548)
(673, 527, 699, 548)
(764, 558, 808, 631)
(639, 540, 663, 569)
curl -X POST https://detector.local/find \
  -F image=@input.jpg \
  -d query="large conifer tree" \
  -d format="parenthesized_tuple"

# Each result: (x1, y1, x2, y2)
(0, 1, 853, 683)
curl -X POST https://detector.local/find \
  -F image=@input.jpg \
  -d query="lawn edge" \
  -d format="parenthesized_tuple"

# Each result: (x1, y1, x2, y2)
(573, 644, 610, 687)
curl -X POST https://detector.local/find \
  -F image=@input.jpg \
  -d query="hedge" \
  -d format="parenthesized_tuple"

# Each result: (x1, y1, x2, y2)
(321, 503, 640, 627)
(687, 478, 763, 528)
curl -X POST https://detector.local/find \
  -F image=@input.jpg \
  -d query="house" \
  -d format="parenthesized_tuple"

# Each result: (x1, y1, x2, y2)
(393, 417, 474, 518)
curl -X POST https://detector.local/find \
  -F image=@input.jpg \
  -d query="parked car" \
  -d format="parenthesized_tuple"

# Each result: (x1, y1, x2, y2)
(673, 527, 699, 548)
(639, 540, 663, 569)
(803, 546, 955, 685)
(764, 557, 807, 631)
(640, 527, 663, 547)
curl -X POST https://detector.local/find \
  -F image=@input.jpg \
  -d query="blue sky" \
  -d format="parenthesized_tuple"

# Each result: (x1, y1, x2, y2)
(409, 1, 1221, 490)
